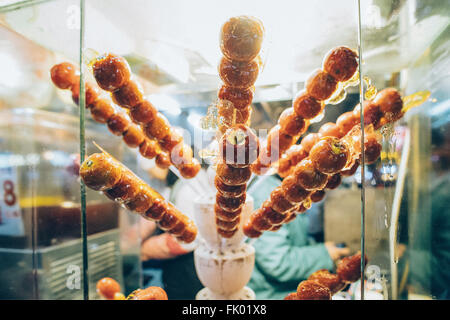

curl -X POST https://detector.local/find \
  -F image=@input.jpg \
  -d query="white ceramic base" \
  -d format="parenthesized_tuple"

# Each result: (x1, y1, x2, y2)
(194, 243, 255, 297)
(196, 286, 255, 300)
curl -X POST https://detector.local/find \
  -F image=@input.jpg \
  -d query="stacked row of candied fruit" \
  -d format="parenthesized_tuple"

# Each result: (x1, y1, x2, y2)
(285, 252, 367, 300)
(278, 87, 403, 178)
(50, 62, 172, 169)
(79, 152, 197, 243)
(90, 54, 201, 179)
(244, 87, 404, 238)
(251, 46, 359, 175)
(213, 16, 265, 238)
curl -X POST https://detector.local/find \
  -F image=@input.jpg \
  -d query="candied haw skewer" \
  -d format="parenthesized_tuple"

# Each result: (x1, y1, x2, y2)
(214, 125, 259, 238)
(251, 46, 359, 175)
(216, 16, 264, 135)
(277, 87, 403, 177)
(79, 153, 197, 243)
(91, 54, 200, 179)
(245, 89, 404, 238)
(213, 16, 265, 238)
(126, 286, 168, 300)
(285, 252, 367, 299)
(96, 277, 123, 300)
(50, 62, 171, 169)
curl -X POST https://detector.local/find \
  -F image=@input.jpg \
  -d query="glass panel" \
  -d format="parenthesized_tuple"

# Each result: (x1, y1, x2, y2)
(360, 0, 450, 300)
(0, 0, 85, 299)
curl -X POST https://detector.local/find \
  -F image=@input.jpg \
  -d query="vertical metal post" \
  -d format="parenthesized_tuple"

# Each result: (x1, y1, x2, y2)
(78, 0, 89, 300)
(357, 0, 366, 301)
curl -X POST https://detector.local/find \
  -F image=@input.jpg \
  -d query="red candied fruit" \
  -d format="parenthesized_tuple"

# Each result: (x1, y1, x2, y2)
(293, 91, 323, 120)
(323, 46, 358, 82)
(305, 69, 338, 101)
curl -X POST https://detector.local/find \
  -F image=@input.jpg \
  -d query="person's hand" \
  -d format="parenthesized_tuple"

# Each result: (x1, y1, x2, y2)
(324, 241, 351, 261)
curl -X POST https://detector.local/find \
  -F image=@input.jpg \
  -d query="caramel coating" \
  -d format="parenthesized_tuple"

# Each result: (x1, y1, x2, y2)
(139, 139, 159, 159)
(309, 136, 349, 174)
(277, 156, 292, 178)
(215, 176, 247, 197)
(278, 107, 307, 137)
(280, 144, 309, 177)
(123, 125, 146, 148)
(341, 159, 360, 177)
(79, 153, 122, 191)
(107, 113, 131, 136)
(50, 62, 78, 89)
(283, 212, 297, 224)
(93, 53, 131, 92)
(158, 204, 182, 231)
(300, 133, 319, 153)
(220, 16, 264, 62)
(373, 88, 403, 122)
(144, 198, 167, 221)
(364, 133, 382, 164)
(218, 103, 252, 129)
(219, 57, 260, 89)
(260, 201, 287, 225)
(243, 222, 262, 238)
(308, 269, 345, 294)
(170, 219, 188, 237)
(284, 292, 299, 300)
(217, 228, 238, 238)
(130, 100, 157, 124)
(155, 152, 171, 169)
(220, 125, 259, 167)
(160, 131, 183, 152)
(325, 173, 342, 190)
(178, 159, 201, 179)
(96, 277, 121, 300)
(336, 111, 359, 134)
(319, 122, 343, 138)
(305, 69, 338, 101)
(90, 99, 115, 124)
(124, 186, 155, 213)
(128, 287, 168, 300)
(250, 158, 271, 175)
(269, 224, 282, 232)
(216, 164, 251, 186)
(216, 216, 240, 231)
(177, 222, 198, 243)
(218, 85, 253, 110)
(296, 280, 331, 300)
(323, 46, 358, 82)
(71, 80, 99, 107)
(281, 175, 311, 203)
(103, 169, 141, 204)
(216, 193, 246, 212)
(293, 159, 328, 191)
(215, 204, 242, 222)
(336, 252, 367, 283)
(170, 143, 193, 166)
(269, 187, 295, 214)
(293, 91, 324, 120)
(144, 114, 171, 141)
(112, 80, 143, 109)
(267, 126, 296, 159)
(353, 101, 382, 129)
(249, 209, 272, 232)
(310, 190, 326, 203)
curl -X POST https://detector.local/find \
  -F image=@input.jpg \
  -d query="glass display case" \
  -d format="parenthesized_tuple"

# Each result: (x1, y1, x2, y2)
(0, 0, 448, 300)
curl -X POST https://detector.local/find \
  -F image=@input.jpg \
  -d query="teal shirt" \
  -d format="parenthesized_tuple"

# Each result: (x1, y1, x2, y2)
(248, 175, 334, 300)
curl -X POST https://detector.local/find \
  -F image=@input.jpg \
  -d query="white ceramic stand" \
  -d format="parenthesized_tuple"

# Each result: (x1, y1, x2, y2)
(193, 195, 256, 300)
